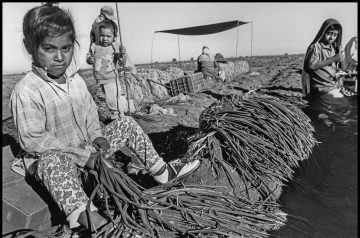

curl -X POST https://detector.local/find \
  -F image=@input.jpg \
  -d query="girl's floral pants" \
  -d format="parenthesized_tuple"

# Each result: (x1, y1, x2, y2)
(34, 116, 164, 227)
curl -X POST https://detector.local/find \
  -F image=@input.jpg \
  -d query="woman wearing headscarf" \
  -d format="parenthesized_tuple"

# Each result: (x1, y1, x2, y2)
(301, 18, 352, 126)
(302, 18, 345, 98)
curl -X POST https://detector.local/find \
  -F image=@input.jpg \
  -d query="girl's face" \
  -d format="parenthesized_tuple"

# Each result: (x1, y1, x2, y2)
(36, 33, 74, 77)
(321, 29, 339, 45)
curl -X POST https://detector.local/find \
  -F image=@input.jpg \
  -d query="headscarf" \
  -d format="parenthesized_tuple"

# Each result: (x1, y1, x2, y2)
(301, 18, 342, 96)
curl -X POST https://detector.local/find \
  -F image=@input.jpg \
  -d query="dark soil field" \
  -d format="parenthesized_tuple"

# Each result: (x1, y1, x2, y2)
(2, 54, 357, 237)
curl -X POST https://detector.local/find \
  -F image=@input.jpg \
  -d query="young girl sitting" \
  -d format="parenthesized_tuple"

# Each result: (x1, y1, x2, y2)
(11, 3, 199, 232)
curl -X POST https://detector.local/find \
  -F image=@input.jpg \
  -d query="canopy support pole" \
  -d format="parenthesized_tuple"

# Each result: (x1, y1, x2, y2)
(151, 32, 156, 65)
(234, 24, 239, 78)
(235, 25, 239, 59)
(178, 35, 181, 68)
(251, 21, 253, 57)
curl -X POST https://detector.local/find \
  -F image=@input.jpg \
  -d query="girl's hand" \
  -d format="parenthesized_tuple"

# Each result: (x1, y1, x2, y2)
(331, 54, 342, 63)
(332, 51, 345, 62)
(93, 137, 110, 152)
(86, 151, 102, 170)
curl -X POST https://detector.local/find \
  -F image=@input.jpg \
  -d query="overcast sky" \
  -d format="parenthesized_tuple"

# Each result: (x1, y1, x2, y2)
(2, 2, 358, 74)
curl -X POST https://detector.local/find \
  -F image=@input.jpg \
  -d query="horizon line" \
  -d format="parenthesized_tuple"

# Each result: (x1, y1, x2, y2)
(2, 53, 305, 75)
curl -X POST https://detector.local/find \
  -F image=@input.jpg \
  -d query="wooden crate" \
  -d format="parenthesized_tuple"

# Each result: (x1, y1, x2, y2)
(2, 145, 53, 236)
(169, 72, 205, 96)
(343, 76, 358, 93)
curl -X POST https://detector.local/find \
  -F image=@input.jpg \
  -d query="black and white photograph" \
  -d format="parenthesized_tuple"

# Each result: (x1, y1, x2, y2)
(2, 2, 357, 238)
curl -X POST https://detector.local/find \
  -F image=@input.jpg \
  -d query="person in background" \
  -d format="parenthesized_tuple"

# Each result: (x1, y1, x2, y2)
(302, 18, 345, 98)
(196, 46, 218, 80)
(86, 19, 128, 119)
(11, 3, 200, 232)
(89, 6, 136, 74)
(341, 36, 358, 72)
(88, 6, 137, 119)
(90, 6, 116, 46)
(340, 36, 358, 94)
(214, 53, 228, 82)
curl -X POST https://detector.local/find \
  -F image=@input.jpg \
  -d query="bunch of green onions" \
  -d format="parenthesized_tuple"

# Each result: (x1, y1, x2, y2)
(86, 156, 286, 238)
(84, 92, 315, 237)
(186, 92, 317, 200)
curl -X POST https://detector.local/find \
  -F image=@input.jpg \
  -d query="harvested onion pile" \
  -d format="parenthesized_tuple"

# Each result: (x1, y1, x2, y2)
(185, 92, 317, 200)
(85, 92, 316, 237)
(88, 156, 286, 238)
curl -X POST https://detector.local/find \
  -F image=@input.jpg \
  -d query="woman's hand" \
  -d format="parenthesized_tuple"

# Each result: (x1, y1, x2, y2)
(332, 52, 345, 63)
(93, 137, 110, 152)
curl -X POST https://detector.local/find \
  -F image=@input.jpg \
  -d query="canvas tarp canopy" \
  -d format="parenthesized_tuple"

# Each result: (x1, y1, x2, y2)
(151, 20, 252, 63)
(155, 20, 249, 35)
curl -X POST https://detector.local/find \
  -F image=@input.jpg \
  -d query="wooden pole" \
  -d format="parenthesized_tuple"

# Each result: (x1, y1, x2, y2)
(250, 21, 253, 57)
(151, 32, 155, 65)
(178, 35, 181, 68)
(234, 22, 239, 78)
(115, 2, 131, 116)
(115, 3, 123, 46)
(235, 23, 239, 59)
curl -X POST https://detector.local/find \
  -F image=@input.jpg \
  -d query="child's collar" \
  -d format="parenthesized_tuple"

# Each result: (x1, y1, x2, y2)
(32, 58, 79, 82)
(319, 42, 333, 50)
(95, 41, 115, 47)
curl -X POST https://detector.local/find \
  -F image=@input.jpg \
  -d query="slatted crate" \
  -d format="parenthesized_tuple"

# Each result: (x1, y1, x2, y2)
(2, 145, 53, 236)
(342, 75, 358, 93)
(168, 72, 205, 96)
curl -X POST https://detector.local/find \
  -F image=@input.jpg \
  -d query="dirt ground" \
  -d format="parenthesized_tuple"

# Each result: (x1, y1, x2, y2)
(2, 54, 357, 237)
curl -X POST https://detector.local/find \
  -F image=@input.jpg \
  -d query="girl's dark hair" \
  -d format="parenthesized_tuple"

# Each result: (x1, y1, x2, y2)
(327, 24, 341, 32)
(23, 3, 78, 60)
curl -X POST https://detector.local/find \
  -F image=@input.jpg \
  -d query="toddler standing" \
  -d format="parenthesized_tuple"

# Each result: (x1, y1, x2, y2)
(87, 19, 130, 119)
